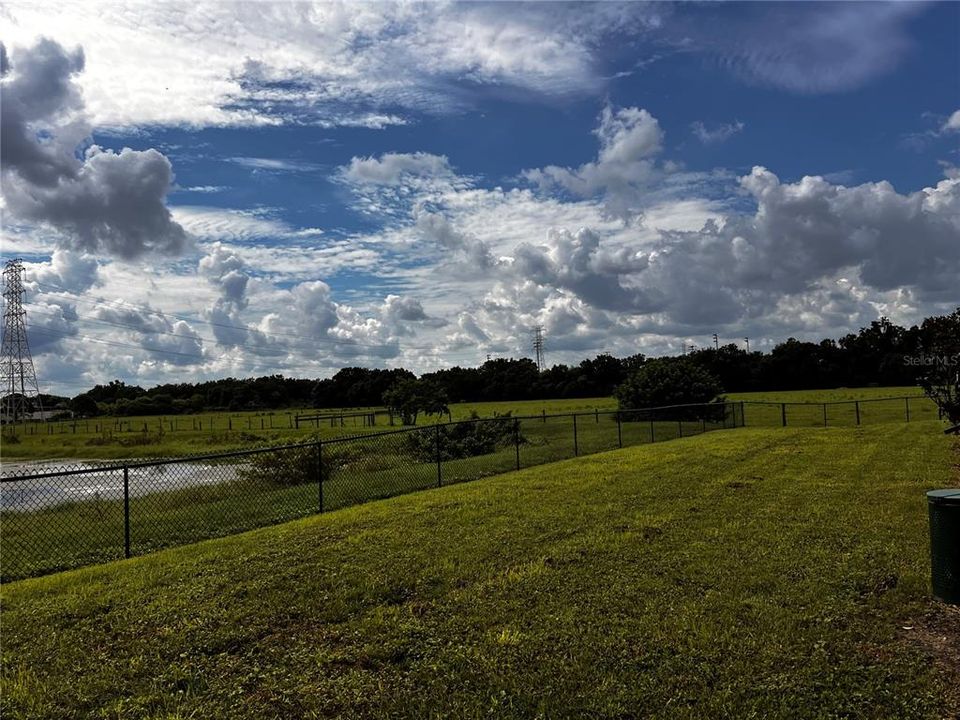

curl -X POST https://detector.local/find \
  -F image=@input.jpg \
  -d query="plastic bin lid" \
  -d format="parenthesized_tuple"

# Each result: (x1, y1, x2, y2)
(927, 489, 960, 506)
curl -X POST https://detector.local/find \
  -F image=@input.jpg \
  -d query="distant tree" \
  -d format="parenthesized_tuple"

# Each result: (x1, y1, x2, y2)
(917, 309, 960, 424)
(419, 381, 450, 422)
(69, 395, 100, 417)
(615, 357, 723, 410)
(383, 378, 424, 425)
(383, 378, 450, 425)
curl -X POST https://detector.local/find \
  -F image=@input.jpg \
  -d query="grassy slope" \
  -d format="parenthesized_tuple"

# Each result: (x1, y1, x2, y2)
(3, 423, 957, 719)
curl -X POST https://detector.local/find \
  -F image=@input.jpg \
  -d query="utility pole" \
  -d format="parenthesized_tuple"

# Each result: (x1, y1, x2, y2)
(712, 333, 719, 350)
(532, 325, 545, 372)
(1, 259, 43, 427)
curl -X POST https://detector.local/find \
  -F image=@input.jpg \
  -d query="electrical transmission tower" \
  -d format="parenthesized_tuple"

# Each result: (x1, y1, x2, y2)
(532, 325, 545, 372)
(1, 259, 43, 425)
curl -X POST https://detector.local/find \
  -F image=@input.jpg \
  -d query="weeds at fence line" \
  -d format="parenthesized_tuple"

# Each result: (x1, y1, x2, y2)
(0, 396, 939, 582)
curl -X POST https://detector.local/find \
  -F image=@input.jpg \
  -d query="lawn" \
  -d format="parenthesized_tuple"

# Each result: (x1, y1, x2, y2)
(2, 422, 957, 719)
(0, 388, 933, 462)
(729, 386, 926, 403)
(1, 408, 735, 580)
(0, 398, 617, 462)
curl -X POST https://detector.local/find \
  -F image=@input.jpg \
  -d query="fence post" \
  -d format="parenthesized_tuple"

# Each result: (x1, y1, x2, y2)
(616, 411, 623, 448)
(701, 417, 706, 434)
(649, 413, 655, 443)
(542, 409, 546, 424)
(123, 466, 131, 559)
(514, 419, 521, 471)
(855, 401, 861, 426)
(317, 440, 324, 513)
(435, 424, 442, 488)
(905, 397, 911, 422)
(678, 419, 683, 438)
(781, 403, 787, 427)
(595, 408, 599, 424)
(823, 403, 827, 427)
(573, 414, 579, 456)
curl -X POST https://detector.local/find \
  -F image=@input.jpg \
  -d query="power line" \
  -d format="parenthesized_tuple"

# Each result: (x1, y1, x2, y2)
(30, 279, 487, 359)
(24, 306, 490, 369)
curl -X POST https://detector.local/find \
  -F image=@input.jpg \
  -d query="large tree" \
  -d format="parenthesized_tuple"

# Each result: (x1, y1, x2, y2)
(615, 358, 724, 410)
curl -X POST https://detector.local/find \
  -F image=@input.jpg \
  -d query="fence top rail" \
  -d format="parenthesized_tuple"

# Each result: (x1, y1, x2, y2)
(0, 402, 737, 482)
(295, 410, 383, 420)
(739, 395, 927, 407)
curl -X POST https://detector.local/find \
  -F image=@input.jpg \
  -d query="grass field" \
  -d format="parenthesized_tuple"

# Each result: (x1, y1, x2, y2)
(2, 398, 619, 461)
(2, 422, 957, 719)
(0, 387, 932, 462)
(1, 407, 735, 580)
(729, 386, 927, 402)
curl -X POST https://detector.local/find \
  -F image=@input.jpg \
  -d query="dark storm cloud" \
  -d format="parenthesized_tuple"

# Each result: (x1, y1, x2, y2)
(0, 39, 188, 260)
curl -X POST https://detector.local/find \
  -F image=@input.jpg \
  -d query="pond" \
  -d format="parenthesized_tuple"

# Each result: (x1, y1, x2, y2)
(0, 461, 244, 512)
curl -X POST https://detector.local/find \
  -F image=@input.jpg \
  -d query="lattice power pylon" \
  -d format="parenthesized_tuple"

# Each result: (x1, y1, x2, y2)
(1, 259, 43, 425)
(533, 325, 545, 372)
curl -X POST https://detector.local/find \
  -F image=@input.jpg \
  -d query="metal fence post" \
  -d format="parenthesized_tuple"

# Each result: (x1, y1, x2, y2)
(649, 413, 655, 443)
(823, 403, 828, 427)
(435, 424, 442, 488)
(677, 419, 683, 438)
(855, 401, 861, 425)
(123, 465, 131, 559)
(905, 397, 911, 422)
(781, 403, 787, 427)
(317, 440, 324, 513)
(573, 414, 579, 456)
(514, 419, 521, 471)
(616, 412, 623, 448)
(740, 401, 746, 427)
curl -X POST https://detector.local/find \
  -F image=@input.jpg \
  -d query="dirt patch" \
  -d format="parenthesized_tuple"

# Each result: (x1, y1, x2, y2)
(899, 603, 960, 718)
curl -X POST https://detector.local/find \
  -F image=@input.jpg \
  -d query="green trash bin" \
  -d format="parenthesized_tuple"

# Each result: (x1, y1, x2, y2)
(928, 489, 960, 606)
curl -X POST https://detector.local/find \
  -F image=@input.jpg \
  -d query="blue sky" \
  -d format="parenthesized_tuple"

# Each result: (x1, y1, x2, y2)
(1, 1, 959, 394)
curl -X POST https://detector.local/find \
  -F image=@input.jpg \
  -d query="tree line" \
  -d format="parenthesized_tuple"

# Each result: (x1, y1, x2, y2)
(60, 308, 958, 418)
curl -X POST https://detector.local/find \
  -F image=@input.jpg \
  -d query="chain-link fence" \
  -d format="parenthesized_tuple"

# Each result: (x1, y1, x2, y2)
(739, 395, 939, 428)
(0, 396, 937, 581)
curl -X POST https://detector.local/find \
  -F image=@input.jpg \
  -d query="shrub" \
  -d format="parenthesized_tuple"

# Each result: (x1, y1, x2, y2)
(239, 439, 366, 487)
(402, 412, 521, 462)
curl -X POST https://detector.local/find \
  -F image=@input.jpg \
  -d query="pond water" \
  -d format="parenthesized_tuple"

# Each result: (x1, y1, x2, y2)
(0, 461, 244, 512)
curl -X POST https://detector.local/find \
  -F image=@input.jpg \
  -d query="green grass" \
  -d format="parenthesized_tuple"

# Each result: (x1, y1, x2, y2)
(0, 412, 726, 580)
(733, 390, 938, 428)
(0, 398, 617, 461)
(2, 422, 957, 719)
(0, 388, 932, 462)
(730, 386, 926, 402)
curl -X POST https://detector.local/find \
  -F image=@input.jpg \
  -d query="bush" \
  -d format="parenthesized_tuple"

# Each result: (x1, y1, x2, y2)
(402, 413, 521, 462)
(615, 358, 725, 421)
(239, 439, 366, 487)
